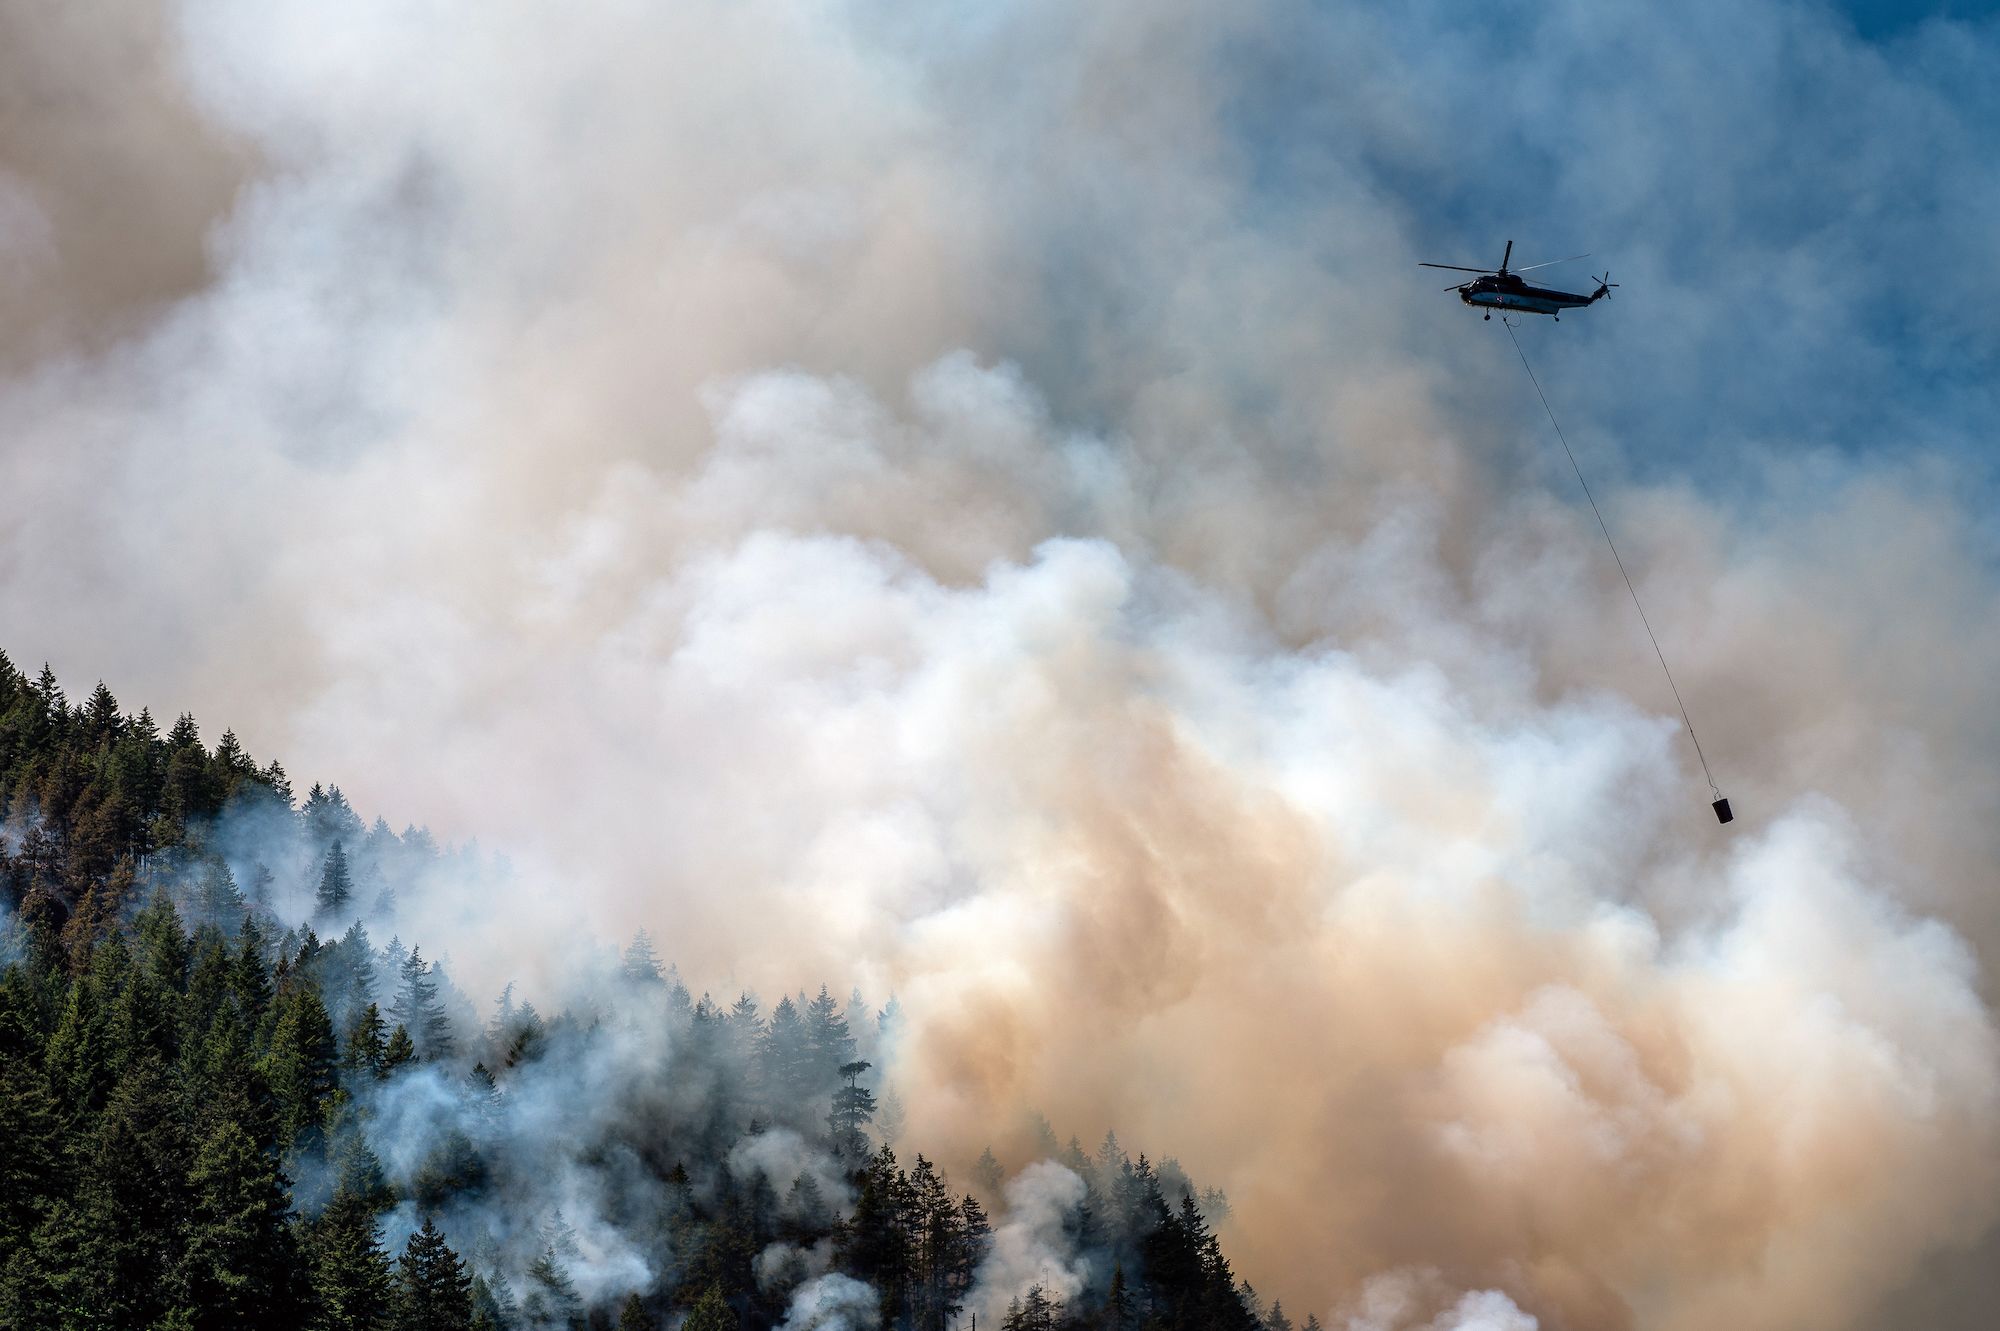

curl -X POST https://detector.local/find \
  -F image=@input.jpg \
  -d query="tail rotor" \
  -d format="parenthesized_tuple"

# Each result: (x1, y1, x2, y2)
(1592, 271, 1619, 301)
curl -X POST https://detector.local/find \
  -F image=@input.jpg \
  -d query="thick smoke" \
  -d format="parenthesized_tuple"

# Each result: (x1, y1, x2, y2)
(777, 1274, 880, 1331)
(970, 1163, 1093, 1326)
(6, 2, 2000, 1328)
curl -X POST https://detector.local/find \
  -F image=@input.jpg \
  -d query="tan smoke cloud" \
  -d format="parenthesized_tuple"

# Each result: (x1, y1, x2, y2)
(3, 3, 1999, 1329)
(0, 0, 249, 369)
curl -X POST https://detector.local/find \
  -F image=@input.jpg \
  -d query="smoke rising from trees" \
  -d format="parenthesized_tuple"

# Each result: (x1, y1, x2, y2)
(7, 2, 2000, 1328)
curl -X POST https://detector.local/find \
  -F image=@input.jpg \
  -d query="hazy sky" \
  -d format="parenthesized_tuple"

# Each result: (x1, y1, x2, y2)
(5, 3, 2000, 1329)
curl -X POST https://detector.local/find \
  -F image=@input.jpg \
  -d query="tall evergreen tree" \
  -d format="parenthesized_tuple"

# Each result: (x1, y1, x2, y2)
(267, 984, 339, 1147)
(318, 841, 355, 920)
(617, 1291, 659, 1331)
(520, 1246, 584, 1330)
(388, 947, 454, 1061)
(394, 1215, 474, 1331)
(175, 1118, 302, 1329)
(828, 1059, 878, 1158)
(682, 1284, 734, 1331)
(306, 1191, 395, 1331)
(621, 930, 664, 985)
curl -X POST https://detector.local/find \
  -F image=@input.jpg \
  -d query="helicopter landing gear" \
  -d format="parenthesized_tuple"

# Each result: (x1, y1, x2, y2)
(1483, 312, 1491, 321)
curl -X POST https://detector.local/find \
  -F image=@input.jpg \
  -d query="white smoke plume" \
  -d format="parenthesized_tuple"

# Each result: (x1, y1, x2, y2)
(1343, 1271, 1542, 1331)
(7, 2, 2000, 1329)
(775, 1273, 880, 1331)
(968, 1162, 1093, 1325)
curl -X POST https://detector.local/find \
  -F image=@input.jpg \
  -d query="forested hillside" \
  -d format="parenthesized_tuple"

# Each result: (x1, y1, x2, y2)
(0, 652, 1304, 1331)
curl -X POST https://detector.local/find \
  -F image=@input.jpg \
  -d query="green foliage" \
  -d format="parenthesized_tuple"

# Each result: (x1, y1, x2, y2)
(267, 984, 339, 1147)
(0, 654, 1275, 1331)
(521, 1245, 584, 1330)
(318, 842, 355, 920)
(394, 1216, 473, 1331)
(175, 1119, 302, 1329)
(306, 1192, 394, 1331)
(617, 1291, 659, 1330)
(682, 1284, 735, 1331)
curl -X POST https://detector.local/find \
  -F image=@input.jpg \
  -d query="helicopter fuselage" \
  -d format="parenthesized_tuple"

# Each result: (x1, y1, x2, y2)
(1457, 275, 1600, 316)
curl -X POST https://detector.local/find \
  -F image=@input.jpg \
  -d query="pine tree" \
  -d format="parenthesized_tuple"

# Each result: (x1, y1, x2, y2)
(346, 1002, 390, 1079)
(0, 1013, 63, 1254)
(306, 1191, 395, 1331)
(469, 1272, 515, 1331)
(394, 1215, 474, 1331)
(1004, 1285, 1062, 1331)
(521, 1246, 584, 1330)
(1103, 1265, 1133, 1330)
(176, 1118, 302, 1329)
(682, 1284, 734, 1331)
(196, 859, 249, 925)
(388, 947, 454, 1061)
(974, 1146, 1003, 1195)
(622, 930, 664, 984)
(84, 1054, 192, 1327)
(828, 1059, 877, 1155)
(875, 1086, 907, 1146)
(83, 681, 122, 742)
(759, 996, 813, 1118)
(804, 985, 853, 1086)
(384, 1023, 417, 1073)
(267, 984, 339, 1146)
(318, 841, 355, 919)
(617, 1291, 659, 1330)
(262, 761, 296, 807)
(324, 920, 380, 1026)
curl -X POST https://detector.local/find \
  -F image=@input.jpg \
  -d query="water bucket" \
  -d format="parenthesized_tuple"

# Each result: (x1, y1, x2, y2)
(1712, 797, 1733, 825)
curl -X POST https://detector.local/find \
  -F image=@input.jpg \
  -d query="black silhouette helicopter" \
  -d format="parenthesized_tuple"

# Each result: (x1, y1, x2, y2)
(1420, 241, 1616, 320)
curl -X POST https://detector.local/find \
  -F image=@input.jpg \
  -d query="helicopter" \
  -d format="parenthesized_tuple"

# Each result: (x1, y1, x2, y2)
(1420, 241, 1616, 320)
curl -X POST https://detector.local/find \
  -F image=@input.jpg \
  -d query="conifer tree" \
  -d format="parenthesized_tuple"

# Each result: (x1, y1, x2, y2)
(318, 841, 355, 919)
(521, 1245, 584, 1329)
(84, 1055, 192, 1327)
(389, 947, 454, 1061)
(306, 1191, 395, 1331)
(196, 859, 249, 924)
(347, 1002, 390, 1079)
(622, 930, 664, 984)
(682, 1284, 734, 1331)
(394, 1215, 474, 1331)
(176, 1118, 302, 1329)
(384, 1023, 417, 1073)
(617, 1291, 660, 1330)
(1103, 1265, 1133, 1330)
(0, 1024, 62, 1254)
(83, 681, 122, 742)
(974, 1146, 1004, 1195)
(1004, 1286, 1062, 1331)
(828, 1059, 877, 1154)
(267, 984, 339, 1146)
(760, 996, 813, 1116)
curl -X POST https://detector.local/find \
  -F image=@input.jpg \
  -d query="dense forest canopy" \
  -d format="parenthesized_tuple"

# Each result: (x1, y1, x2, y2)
(0, 651, 1293, 1331)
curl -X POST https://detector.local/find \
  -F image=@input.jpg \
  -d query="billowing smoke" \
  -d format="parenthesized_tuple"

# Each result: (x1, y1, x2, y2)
(6, 2, 2000, 1329)
(970, 1163, 1093, 1326)
(777, 1274, 880, 1331)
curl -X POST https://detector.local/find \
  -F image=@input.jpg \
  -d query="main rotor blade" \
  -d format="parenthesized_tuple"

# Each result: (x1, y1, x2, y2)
(1443, 279, 1474, 290)
(1512, 253, 1590, 274)
(1418, 263, 1496, 274)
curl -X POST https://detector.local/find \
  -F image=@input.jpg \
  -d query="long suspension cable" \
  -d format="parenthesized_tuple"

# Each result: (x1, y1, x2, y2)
(1502, 316, 1720, 800)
